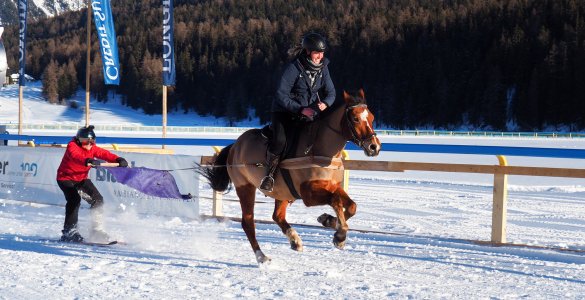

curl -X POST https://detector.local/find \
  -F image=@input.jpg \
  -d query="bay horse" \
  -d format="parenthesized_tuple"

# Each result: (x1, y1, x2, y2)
(200, 89, 381, 264)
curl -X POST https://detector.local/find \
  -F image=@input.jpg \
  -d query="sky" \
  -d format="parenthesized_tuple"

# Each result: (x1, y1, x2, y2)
(1, 82, 585, 299)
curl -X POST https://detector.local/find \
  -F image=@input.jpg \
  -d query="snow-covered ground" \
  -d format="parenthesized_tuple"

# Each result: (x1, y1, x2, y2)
(1, 83, 585, 299)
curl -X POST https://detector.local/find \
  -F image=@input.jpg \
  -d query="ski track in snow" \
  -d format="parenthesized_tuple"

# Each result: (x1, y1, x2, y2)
(2, 200, 585, 299)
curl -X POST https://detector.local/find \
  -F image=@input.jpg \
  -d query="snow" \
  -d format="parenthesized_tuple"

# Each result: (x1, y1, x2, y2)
(1, 83, 585, 298)
(0, 81, 260, 127)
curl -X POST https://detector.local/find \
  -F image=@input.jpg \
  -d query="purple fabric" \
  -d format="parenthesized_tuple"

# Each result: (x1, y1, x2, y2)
(102, 167, 184, 199)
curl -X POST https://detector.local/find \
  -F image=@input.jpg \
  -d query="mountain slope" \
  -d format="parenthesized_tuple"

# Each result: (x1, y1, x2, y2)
(0, 0, 82, 25)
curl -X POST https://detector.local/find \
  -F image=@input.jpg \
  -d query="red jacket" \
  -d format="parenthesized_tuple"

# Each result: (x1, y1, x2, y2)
(56, 138, 120, 181)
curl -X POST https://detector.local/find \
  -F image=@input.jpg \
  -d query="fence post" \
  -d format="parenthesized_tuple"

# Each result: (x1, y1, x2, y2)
(211, 146, 223, 217)
(491, 155, 508, 243)
(341, 150, 350, 191)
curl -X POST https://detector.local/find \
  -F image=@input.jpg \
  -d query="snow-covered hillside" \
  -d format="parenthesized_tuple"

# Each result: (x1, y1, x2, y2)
(32, 0, 85, 17)
(0, 81, 260, 127)
(0, 0, 84, 24)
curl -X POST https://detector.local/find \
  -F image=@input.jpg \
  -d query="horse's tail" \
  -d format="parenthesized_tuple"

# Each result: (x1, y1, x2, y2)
(197, 144, 233, 192)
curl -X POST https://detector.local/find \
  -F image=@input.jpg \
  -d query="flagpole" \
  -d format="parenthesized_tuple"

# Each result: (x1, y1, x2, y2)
(162, 85, 167, 149)
(17, 0, 28, 146)
(85, 0, 92, 127)
(162, 0, 175, 150)
(18, 86, 23, 137)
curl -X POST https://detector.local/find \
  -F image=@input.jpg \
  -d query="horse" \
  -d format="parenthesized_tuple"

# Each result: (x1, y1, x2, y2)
(200, 89, 381, 264)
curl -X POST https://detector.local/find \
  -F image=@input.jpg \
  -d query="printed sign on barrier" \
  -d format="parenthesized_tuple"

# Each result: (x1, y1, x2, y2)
(0, 146, 199, 219)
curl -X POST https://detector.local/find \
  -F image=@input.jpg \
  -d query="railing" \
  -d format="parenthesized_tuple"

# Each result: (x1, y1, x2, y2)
(0, 123, 254, 134)
(2, 123, 584, 138)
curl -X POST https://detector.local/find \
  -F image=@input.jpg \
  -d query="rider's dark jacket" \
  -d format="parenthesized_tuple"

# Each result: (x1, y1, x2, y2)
(272, 57, 335, 115)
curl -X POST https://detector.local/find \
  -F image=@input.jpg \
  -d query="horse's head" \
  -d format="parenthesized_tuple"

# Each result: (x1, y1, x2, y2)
(342, 89, 381, 157)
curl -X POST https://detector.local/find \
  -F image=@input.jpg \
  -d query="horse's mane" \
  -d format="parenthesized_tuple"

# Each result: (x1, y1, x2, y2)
(317, 98, 344, 120)
(317, 90, 364, 121)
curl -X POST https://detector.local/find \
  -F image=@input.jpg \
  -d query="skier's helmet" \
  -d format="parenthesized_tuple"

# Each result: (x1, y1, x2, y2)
(302, 32, 327, 52)
(76, 125, 96, 142)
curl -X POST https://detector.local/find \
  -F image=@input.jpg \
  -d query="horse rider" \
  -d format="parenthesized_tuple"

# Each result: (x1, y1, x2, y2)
(259, 32, 336, 193)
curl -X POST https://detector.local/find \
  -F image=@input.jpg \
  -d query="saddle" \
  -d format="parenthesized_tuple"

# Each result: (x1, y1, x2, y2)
(260, 121, 317, 160)
(259, 123, 336, 199)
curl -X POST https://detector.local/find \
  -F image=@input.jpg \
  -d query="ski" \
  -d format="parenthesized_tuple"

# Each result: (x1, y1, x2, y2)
(79, 240, 118, 246)
(43, 239, 118, 247)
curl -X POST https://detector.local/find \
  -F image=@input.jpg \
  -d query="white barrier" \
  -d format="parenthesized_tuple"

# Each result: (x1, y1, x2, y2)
(0, 146, 199, 218)
(2, 123, 585, 138)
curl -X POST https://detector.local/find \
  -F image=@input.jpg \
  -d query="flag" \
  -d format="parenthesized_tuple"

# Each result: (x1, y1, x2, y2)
(162, 0, 176, 86)
(18, 0, 28, 87)
(91, 0, 120, 85)
(103, 167, 188, 199)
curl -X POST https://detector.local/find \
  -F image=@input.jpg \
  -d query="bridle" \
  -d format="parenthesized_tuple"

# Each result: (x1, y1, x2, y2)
(343, 103, 377, 148)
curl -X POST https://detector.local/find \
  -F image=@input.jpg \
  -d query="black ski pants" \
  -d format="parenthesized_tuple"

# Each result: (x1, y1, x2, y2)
(57, 179, 104, 231)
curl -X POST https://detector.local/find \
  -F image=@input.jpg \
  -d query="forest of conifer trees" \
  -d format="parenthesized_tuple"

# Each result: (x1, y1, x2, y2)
(2, 0, 584, 130)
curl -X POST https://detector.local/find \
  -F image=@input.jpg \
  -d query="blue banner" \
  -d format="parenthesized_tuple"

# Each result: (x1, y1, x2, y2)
(162, 0, 176, 86)
(18, 0, 28, 87)
(92, 0, 120, 85)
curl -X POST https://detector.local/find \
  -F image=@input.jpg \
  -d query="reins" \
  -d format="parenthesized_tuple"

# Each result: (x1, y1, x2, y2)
(323, 103, 377, 148)
(163, 163, 265, 172)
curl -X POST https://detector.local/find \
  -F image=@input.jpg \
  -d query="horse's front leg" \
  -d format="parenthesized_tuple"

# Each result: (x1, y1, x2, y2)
(317, 185, 357, 230)
(273, 199, 303, 251)
(301, 181, 356, 249)
(328, 186, 356, 249)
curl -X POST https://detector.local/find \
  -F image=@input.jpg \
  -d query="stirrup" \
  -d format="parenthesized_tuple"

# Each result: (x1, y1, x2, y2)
(259, 176, 275, 192)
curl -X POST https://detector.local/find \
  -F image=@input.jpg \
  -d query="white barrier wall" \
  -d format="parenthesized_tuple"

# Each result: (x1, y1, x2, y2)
(0, 146, 199, 218)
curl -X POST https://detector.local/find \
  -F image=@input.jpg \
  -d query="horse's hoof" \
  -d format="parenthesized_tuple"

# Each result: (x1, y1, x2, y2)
(255, 250, 271, 264)
(334, 240, 346, 250)
(317, 213, 337, 229)
(285, 228, 304, 252)
(290, 239, 304, 252)
(291, 242, 303, 252)
(333, 231, 347, 249)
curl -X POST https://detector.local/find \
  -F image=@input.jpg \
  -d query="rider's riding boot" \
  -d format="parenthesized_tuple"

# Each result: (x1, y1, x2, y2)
(259, 152, 280, 193)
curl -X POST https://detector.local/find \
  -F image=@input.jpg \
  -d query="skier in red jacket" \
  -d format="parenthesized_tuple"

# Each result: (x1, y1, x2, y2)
(56, 125, 128, 243)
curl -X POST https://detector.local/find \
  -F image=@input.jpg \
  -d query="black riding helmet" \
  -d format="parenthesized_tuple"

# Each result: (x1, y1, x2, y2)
(76, 125, 96, 140)
(302, 32, 327, 52)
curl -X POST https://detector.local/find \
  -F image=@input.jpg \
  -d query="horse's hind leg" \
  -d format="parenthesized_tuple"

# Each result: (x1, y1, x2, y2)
(318, 187, 356, 249)
(273, 199, 303, 252)
(237, 184, 270, 264)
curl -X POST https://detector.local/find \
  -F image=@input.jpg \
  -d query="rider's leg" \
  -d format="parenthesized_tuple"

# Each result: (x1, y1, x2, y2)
(259, 113, 288, 192)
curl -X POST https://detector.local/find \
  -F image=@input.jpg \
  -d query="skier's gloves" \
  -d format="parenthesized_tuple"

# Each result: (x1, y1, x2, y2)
(86, 158, 101, 166)
(116, 157, 129, 168)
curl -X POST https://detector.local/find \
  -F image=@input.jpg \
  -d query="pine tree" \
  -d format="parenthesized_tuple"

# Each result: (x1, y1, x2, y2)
(42, 60, 59, 104)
